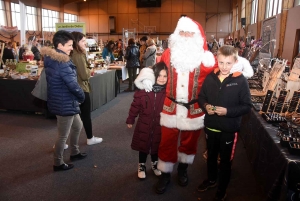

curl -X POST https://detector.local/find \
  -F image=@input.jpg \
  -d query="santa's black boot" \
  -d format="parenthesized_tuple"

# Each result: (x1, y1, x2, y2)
(155, 172, 171, 194)
(177, 163, 189, 186)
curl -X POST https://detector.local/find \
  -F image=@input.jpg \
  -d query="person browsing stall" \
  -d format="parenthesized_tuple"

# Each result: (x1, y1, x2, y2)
(124, 38, 140, 92)
(197, 45, 252, 201)
(102, 40, 115, 63)
(142, 39, 156, 68)
(139, 36, 148, 68)
(70, 31, 103, 146)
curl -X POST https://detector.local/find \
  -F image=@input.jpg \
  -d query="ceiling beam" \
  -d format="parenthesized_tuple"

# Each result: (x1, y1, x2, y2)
(62, 0, 83, 5)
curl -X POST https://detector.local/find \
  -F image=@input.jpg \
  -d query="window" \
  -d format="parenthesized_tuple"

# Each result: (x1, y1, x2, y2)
(236, 6, 239, 31)
(265, 0, 282, 18)
(250, 0, 258, 24)
(26, 6, 37, 31)
(11, 3, 20, 28)
(0, 0, 6, 26)
(64, 13, 77, 23)
(241, 0, 246, 18)
(42, 8, 59, 32)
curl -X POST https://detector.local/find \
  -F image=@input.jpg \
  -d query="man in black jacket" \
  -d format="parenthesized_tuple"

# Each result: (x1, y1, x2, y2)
(197, 45, 251, 201)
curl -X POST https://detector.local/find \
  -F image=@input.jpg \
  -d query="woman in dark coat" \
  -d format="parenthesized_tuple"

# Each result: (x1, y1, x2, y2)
(124, 38, 140, 92)
(126, 62, 168, 179)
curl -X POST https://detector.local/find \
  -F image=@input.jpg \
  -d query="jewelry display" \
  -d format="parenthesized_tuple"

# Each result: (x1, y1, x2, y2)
(273, 89, 288, 113)
(261, 90, 274, 113)
(251, 60, 286, 96)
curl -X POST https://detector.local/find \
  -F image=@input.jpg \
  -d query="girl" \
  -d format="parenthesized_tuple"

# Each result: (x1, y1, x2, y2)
(70, 31, 103, 145)
(126, 62, 168, 179)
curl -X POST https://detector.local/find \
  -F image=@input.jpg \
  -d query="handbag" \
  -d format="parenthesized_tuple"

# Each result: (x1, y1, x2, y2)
(31, 68, 47, 101)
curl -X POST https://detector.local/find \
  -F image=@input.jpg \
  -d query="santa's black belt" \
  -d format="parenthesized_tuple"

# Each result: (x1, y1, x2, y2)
(168, 97, 198, 109)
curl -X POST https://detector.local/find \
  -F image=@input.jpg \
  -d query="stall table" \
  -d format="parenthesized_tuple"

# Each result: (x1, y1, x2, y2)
(108, 65, 139, 93)
(0, 70, 116, 113)
(240, 109, 300, 201)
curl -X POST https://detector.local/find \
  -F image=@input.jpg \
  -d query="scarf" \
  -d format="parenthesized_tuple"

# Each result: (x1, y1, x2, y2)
(152, 84, 166, 93)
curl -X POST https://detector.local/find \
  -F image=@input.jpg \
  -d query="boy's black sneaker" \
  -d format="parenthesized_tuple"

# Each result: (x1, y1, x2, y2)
(197, 179, 217, 192)
(214, 190, 227, 201)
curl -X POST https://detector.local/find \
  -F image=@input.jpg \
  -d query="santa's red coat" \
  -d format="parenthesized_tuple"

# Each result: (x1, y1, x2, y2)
(160, 48, 217, 130)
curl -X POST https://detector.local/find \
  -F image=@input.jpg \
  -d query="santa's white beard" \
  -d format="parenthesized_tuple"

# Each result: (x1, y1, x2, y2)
(169, 33, 205, 72)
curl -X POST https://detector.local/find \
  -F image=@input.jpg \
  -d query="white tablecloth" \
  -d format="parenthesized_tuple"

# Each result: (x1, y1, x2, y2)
(108, 65, 139, 81)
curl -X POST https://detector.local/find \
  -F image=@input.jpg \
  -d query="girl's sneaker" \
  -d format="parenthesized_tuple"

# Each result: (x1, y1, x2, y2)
(138, 163, 146, 179)
(151, 161, 161, 176)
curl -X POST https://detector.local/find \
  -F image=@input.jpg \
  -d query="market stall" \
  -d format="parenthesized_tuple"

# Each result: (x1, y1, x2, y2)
(240, 109, 300, 201)
(0, 69, 116, 114)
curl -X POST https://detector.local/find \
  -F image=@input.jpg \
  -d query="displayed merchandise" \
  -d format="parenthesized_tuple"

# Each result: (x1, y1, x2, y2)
(261, 90, 274, 113)
(251, 60, 286, 96)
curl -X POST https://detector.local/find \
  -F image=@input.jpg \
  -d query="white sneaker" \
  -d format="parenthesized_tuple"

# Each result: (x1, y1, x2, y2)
(151, 161, 161, 176)
(138, 163, 146, 179)
(53, 144, 68, 150)
(87, 136, 103, 145)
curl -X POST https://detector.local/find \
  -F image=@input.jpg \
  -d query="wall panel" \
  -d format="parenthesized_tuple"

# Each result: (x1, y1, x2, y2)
(98, 0, 108, 14)
(183, 0, 195, 13)
(98, 14, 109, 33)
(160, 13, 172, 32)
(161, 0, 172, 13)
(117, 14, 129, 32)
(206, 0, 219, 13)
(76, 0, 232, 39)
(195, 0, 207, 12)
(79, 2, 89, 15)
(171, 0, 183, 13)
(64, 3, 78, 15)
(89, 15, 99, 32)
(128, 0, 138, 13)
(88, 1, 99, 15)
(117, 0, 129, 14)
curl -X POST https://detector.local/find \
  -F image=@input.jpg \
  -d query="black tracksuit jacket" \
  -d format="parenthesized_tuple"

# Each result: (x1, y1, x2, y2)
(198, 69, 252, 133)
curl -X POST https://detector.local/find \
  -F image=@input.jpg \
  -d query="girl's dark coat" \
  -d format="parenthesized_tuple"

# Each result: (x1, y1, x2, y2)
(126, 89, 166, 154)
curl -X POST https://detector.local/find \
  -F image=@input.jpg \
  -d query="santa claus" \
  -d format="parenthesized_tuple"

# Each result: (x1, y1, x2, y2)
(139, 17, 217, 194)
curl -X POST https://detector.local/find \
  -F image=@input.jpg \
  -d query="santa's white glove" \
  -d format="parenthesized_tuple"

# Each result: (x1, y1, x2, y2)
(142, 79, 153, 92)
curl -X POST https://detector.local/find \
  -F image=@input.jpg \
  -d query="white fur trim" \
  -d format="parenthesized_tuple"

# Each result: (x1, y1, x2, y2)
(178, 152, 195, 164)
(230, 56, 254, 78)
(157, 158, 175, 173)
(176, 72, 189, 102)
(174, 17, 200, 35)
(160, 108, 205, 130)
(201, 51, 215, 67)
(134, 67, 155, 90)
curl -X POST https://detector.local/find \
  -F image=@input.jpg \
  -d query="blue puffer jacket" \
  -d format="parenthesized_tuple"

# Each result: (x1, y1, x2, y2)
(40, 47, 85, 116)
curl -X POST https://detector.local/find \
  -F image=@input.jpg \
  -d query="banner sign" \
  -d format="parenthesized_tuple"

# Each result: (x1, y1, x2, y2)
(55, 22, 86, 34)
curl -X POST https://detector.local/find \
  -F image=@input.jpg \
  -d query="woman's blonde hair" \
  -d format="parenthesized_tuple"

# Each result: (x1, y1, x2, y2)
(146, 39, 155, 46)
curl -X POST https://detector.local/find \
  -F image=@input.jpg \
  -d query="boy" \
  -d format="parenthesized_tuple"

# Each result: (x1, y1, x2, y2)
(198, 45, 252, 201)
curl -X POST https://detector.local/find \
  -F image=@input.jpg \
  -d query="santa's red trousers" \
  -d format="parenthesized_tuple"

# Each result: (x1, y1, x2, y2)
(158, 126, 201, 163)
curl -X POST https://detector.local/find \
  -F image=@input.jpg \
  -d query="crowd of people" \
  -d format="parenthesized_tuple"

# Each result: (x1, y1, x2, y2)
(0, 16, 255, 201)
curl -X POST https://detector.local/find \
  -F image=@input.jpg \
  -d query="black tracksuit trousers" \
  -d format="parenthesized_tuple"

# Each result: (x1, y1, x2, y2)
(205, 127, 237, 193)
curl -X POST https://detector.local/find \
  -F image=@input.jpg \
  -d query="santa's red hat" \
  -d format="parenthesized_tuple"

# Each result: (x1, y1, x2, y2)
(174, 16, 215, 66)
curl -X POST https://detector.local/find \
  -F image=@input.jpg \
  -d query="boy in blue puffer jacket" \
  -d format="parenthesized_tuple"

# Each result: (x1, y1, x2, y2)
(41, 30, 86, 172)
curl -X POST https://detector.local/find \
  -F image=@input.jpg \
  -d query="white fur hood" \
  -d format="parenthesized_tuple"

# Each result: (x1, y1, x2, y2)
(134, 68, 155, 90)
